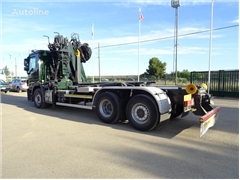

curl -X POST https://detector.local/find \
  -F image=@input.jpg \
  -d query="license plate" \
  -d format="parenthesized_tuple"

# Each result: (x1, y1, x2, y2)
(184, 94, 192, 101)
(184, 94, 194, 112)
(199, 107, 220, 137)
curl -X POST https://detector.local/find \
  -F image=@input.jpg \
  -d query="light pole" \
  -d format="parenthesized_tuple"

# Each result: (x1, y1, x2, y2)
(15, 57, 17, 78)
(171, 0, 180, 85)
(208, 0, 214, 94)
(98, 43, 101, 82)
(9, 53, 12, 80)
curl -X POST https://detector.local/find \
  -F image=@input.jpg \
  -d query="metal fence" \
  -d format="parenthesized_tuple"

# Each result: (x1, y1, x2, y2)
(86, 75, 183, 85)
(190, 70, 239, 98)
(10, 70, 238, 98)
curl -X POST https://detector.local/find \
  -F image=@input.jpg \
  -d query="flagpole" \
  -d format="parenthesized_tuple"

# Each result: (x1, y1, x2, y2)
(92, 23, 94, 83)
(208, 0, 214, 94)
(138, 8, 142, 82)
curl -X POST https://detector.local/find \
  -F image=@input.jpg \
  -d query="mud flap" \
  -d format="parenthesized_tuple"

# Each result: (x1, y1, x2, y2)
(199, 107, 221, 137)
(27, 89, 32, 101)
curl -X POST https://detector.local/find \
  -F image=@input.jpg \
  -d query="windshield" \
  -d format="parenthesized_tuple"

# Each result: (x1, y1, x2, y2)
(0, 79, 6, 84)
(0, 69, 4, 74)
(0, 70, 6, 81)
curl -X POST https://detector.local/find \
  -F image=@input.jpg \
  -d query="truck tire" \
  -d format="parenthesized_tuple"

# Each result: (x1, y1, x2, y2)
(126, 94, 159, 131)
(80, 43, 92, 62)
(170, 104, 183, 119)
(33, 88, 48, 108)
(95, 92, 121, 124)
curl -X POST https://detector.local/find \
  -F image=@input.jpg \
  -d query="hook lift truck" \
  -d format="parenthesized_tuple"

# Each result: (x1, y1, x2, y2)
(24, 32, 220, 137)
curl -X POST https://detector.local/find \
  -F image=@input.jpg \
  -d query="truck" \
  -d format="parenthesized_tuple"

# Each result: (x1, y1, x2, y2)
(23, 32, 220, 137)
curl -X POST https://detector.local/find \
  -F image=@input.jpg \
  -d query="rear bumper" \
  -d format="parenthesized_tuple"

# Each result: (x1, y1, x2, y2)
(20, 86, 29, 91)
(199, 107, 221, 137)
(183, 93, 221, 137)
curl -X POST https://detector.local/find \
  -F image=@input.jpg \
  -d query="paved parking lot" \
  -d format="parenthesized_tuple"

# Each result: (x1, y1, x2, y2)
(1, 92, 239, 178)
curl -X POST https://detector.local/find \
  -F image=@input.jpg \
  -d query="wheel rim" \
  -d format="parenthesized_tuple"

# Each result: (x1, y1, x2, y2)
(131, 103, 149, 124)
(99, 99, 113, 118)
(35, 93, 41, 106)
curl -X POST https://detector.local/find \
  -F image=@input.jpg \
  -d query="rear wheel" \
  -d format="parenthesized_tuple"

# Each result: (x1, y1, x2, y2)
(33, 88, 48, 108)
(95, 92, 121, 124)
(126, 94, 159, 131)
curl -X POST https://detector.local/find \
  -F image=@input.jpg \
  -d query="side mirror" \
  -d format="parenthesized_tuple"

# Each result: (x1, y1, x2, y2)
(24, 58, 29, 66)
(24, 58, 30, 72)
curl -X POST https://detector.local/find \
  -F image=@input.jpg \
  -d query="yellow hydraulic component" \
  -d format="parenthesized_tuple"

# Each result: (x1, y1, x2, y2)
(201, 83, 208, 90)
(186, 84, 197, 94)
(75, 49, 80, 57)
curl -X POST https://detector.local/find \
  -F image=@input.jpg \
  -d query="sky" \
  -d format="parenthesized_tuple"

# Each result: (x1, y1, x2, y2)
(0, 0, 239, 77)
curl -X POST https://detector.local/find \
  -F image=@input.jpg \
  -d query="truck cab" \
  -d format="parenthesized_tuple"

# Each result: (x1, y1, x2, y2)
(24, 50, 52, 85)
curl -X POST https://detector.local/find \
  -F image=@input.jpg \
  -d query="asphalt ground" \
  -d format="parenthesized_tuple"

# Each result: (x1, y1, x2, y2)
(1, 92, 239, 179)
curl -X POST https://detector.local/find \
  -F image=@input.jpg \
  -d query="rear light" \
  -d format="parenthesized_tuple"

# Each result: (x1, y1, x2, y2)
(184, 99, 194, 107)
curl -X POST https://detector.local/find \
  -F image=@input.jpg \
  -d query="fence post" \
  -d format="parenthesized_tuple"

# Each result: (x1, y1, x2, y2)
(222, 70, 225, 97)
(190, 72, 193, 83)
(217, 71, 221, 96)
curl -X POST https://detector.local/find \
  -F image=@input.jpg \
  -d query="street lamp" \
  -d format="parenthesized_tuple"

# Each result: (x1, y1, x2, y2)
(171, 0, 180, 85)
(9, 53, 12, 80)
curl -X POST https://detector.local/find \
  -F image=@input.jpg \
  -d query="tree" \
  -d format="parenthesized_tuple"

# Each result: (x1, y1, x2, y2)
(3, 66, 10, 77)
(179, 69, 190, 80)
(170, 69, 190, 79)
(142, 57, 166, 79)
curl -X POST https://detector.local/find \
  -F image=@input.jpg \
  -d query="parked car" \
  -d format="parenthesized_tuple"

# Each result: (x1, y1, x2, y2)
(126, 78, 135, 81)
(0, 79, 10, 93)
(101, 78, 109, 82)
(10, 79, 28, 92)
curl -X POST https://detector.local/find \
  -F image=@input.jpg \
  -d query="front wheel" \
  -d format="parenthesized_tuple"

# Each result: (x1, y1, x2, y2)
(33, 88, 48, 108)
(126, 94, 159, 131)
